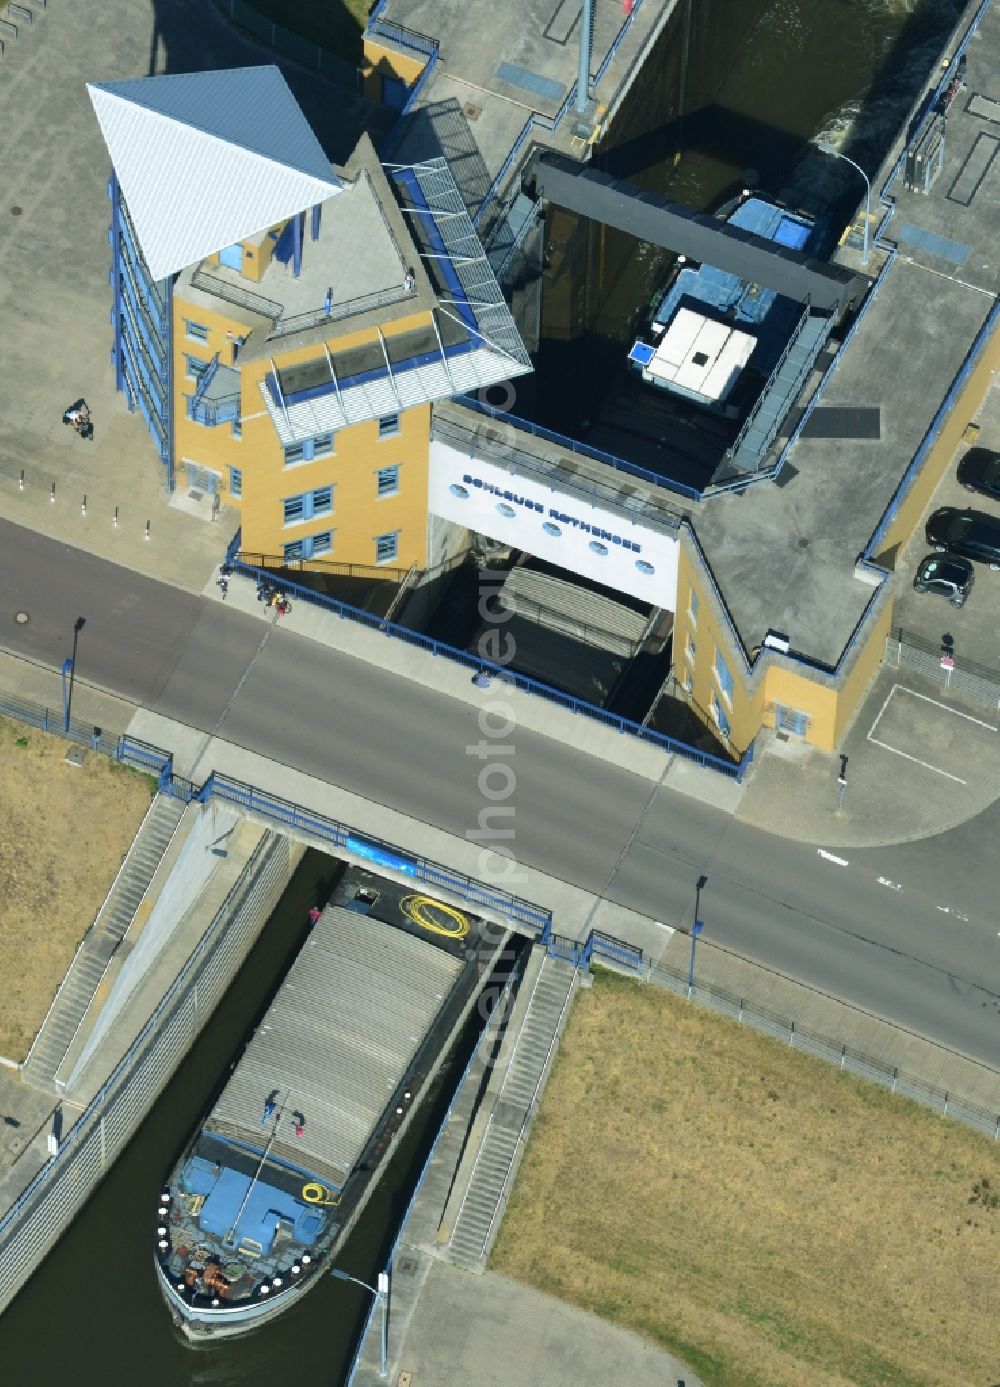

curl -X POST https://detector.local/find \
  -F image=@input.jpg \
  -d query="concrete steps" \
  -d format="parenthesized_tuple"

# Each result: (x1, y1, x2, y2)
(447, 956, 577, 1270)
(21, 795, 185, 1091)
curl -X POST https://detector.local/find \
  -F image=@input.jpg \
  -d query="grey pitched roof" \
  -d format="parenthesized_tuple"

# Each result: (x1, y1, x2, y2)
(88, 66, 342, 281)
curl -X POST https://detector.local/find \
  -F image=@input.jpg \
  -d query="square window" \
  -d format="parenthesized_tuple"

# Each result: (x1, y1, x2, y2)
(685, 636, 696, 664)
(313, 432, 334, 458)
(310, 530, 333, 557)
(713, 649, 735, 705)
(375, 531, 398, 564)
(283, 540, 304, 562)
(184, 320, 209, 342)
(378, 413, 400, 439)
(228, 466, 243, 498)
(311, 486, 332, 517)
(377, 465, 400, 498)
(283, 442, 305, 466)
(283, 493, 305, 525)
(185, 354, 210, 380)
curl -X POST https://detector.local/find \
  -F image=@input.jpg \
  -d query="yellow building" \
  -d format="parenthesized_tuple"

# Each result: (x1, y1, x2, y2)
(89, 66, 530, 572)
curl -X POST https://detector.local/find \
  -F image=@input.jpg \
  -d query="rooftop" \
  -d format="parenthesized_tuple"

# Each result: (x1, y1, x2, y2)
(88, 66, 342, 281)
(692, 3, 1000, 669)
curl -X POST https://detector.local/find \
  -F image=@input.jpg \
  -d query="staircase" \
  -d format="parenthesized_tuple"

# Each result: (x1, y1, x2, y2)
(21, 795, 186, 1091)
(447, 956, 578, 1271)
(726, 307, 834, 476)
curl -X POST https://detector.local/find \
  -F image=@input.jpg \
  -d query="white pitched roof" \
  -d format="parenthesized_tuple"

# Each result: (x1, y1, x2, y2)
(87, 67, 342, 281)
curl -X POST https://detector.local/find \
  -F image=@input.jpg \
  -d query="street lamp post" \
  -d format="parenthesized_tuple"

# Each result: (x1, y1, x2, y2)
(62, 617, 86, 734)
(817, 141, 871, 268)
(331, 1267, 390, 1379)
(688, 874, 708, 997)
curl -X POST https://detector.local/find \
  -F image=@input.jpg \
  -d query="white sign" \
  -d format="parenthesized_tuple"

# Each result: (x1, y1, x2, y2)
(428, 441, 679, 608)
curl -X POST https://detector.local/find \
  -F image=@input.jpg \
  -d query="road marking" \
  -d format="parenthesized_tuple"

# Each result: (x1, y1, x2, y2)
(896, 686, 998, 731)
(867, 734, 967, 784)
(866, 683, 997, 784)
(818, 849, 849, 866)
(877, 876, 902, 891)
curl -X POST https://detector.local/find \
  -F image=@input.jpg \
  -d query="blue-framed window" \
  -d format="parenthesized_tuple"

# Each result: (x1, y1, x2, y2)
(184, 319, 209, 342)
(228, 466, 242, 498)
(284, 530, 332, 562)
(775, 705, 810, 736)
(376, 465, 400, 498)
(219, 243, 244, 272)
(284, 432, 334, 465)
(710, 694, 731, 740)
(283, 486, 333, 526)
(185, 354, 210, 381)
(688, 587, 700, 627)
(375, 531, 398, 564)
(713, 648, 735, 705)
(378, 413, 400, 439)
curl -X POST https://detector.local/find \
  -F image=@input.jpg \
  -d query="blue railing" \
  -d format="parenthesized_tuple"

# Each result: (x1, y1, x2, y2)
(367, 0, 438, 61)
(225, 539, 749, 780)
(459, 394, 703, 503)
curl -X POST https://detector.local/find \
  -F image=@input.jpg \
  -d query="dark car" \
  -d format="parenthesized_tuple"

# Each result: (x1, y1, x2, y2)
(957, 447, 1000, 500)
(912, 553, 974, 606)
(925, 507, 1000, 569)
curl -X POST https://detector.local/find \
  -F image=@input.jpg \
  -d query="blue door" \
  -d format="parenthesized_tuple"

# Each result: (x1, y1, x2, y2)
(382, 75, 408, 110)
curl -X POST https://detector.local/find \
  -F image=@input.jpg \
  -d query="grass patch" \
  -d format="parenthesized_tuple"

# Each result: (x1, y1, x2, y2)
(0, 717, 154, 1060)
(492, 969, 1000, 1387)
(241, 0, 372, 64)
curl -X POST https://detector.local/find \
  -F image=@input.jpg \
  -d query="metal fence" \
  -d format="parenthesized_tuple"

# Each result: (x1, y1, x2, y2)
(650, 959, 1000, 1140)
(886, 626, 1000, 710)
(224, 536, 750, 781)
(215, 0, 359, 88)
(0, 832, 292, 1316)
(543, 927, 644, 976)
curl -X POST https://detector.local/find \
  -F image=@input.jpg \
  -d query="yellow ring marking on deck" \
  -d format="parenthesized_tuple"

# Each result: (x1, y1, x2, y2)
(400, 893, 470, 939)
(302, 1181, 335, 1205)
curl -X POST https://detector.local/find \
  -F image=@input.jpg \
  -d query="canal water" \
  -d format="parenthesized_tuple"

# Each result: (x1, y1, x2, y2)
(0, 850, 492, 1386)
(0, 1, 970, 1378)
(527, 0, 965, 438)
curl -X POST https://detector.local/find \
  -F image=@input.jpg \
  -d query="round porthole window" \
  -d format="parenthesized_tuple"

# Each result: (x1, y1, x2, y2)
(588, 540, 609, 556)
(542, 521, 562, 537)
(635, 559, 655, 575)
(449, 483, 470, 499)
(496, 502, 516, 518)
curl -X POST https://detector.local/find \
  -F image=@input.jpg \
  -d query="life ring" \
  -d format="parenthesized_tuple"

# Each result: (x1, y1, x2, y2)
(301, 1181, 336, 1205)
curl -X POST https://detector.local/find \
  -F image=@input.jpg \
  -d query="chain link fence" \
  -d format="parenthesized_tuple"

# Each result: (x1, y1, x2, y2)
(650, 959, 1000, 1140)
(0, 832, 293, 1315)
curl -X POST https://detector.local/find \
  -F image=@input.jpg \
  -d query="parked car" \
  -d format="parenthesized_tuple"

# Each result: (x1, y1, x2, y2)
(957, 447, 1000, 500)
(912, 553, 974, 606)
(925, 507, 1000, 569)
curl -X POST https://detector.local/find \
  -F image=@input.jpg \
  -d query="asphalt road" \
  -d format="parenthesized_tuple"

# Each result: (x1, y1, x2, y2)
(2, 519, 999, 1066)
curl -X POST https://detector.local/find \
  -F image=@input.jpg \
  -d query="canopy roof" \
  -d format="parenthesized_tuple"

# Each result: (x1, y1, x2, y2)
(88, 66, 342, 280)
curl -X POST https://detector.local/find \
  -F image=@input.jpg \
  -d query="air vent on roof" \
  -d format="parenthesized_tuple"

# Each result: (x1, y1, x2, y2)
(762, 630, 790, 654)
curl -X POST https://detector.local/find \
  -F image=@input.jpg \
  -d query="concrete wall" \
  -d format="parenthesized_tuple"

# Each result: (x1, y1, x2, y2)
(69, 803, 241, 1078)
(361, 37, 427, 103)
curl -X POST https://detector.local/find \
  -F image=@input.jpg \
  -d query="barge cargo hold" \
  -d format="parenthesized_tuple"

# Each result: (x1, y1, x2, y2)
(154, 869, 501, 1339)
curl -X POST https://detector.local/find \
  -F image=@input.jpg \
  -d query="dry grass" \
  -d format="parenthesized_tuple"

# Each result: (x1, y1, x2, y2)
(0, 717, 154, 1060)
(492, 970, 1000, 1387)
